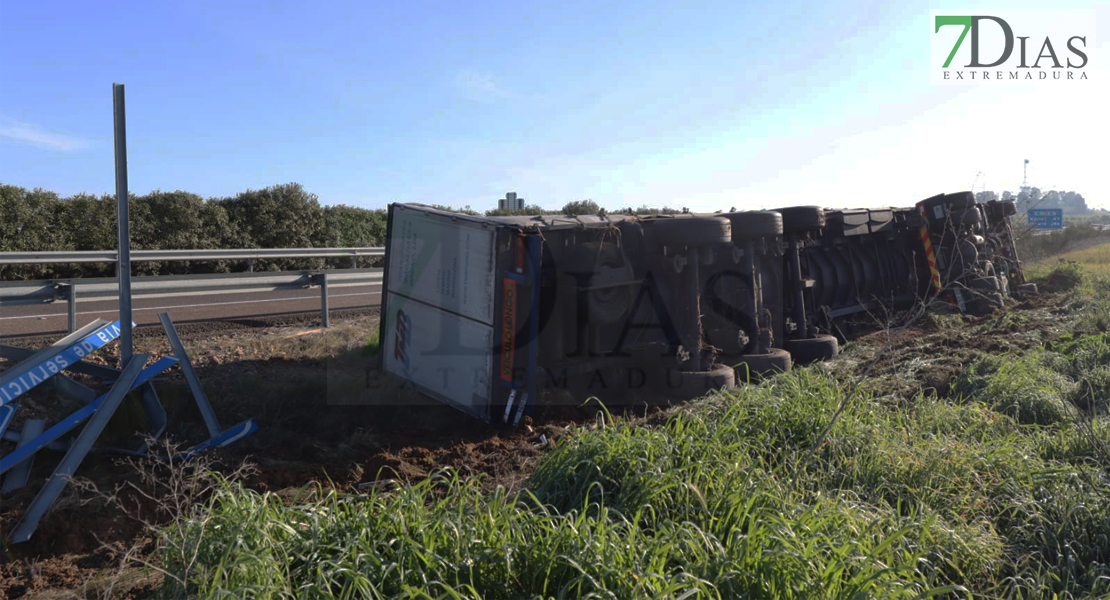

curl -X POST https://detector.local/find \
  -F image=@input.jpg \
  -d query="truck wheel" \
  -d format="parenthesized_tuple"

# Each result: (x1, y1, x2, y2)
(987, 199, 1018, 220)
(920, 192, 975, 224)
(723, 348, 792, 381)
(943, 192, 978, 210)
(775, 206, 826, 233)
(977, 260, 996, 278)
(664, 364, 737, 399)
(974, 292, 1004, 313)
(649, 217, 732, 246)
(969, 276, 1000, 292)
(784, 335, 839, 365)
(724, 210, 784, 238)
(948, 207, 982, 227)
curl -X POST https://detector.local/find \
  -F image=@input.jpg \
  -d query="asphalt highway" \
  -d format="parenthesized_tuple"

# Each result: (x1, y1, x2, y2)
(0, 284, 383, 338)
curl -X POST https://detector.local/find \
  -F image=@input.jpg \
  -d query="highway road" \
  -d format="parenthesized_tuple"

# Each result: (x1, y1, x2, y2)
(0, 284, 382, 338)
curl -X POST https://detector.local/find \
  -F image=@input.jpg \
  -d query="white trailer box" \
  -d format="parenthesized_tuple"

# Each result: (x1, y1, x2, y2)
(380, 204, 541, 422)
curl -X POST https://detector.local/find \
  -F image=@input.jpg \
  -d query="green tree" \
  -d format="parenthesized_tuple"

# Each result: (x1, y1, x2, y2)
(129, 190, 209, 274)
(324, 205, 387, 246)
(216, 183, 326, 270)
(617, 204, 681, 216)
(484, 204, 551, 217)
(428, 204, 481, 216)
(0, 184, 67, 279)
(218, 183, 325, 249)
(1061, 191, 1090, 215)
(560, 199, 601, 215)
(55, 192, 119, 277)
(324, 205, 388, 267)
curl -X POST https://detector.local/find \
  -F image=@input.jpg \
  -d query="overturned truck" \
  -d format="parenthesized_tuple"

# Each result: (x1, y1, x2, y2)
(380, 192, 1031, 423)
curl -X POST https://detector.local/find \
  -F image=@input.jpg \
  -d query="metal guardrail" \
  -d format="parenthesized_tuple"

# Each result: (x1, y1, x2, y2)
(0, 247, 385, 264)
(0, 269, 383, 331)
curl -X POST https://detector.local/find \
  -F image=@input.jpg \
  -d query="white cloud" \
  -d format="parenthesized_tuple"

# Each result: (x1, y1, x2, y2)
(0, 120, 93, 152)
(451, 69, 518, 102)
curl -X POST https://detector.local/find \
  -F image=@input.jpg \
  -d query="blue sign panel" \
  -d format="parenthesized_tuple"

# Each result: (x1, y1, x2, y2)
(0, 321, 122, 405)
(1028, 209, 1064, 230)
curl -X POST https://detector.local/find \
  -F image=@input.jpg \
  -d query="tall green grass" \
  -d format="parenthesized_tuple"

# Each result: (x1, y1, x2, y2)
(159, 366, 1109, 598)
(157, 274, 1110, 599)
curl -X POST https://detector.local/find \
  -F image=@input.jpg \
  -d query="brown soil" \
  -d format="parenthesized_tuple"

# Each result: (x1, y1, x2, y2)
(0, 288, 1095, 598)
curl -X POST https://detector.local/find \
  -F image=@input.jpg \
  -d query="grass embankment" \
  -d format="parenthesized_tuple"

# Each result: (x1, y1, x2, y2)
(1026, 243, 1110, 280)
(155, 248, 1110, 599)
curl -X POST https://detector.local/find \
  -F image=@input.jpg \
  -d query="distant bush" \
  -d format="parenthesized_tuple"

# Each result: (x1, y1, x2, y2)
(1013, 221, 1110, 264)
(1039, 259, 1086, 292)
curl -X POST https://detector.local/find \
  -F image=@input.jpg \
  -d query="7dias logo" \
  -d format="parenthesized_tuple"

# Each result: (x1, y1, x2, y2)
(930, 10, 1095, 84)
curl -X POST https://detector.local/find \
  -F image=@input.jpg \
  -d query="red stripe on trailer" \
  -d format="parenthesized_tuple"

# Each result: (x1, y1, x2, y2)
(919, 225, 944, 293)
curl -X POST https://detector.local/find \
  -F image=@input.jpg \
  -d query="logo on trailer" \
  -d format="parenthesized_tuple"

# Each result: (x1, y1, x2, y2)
(393, 309, 412, 371)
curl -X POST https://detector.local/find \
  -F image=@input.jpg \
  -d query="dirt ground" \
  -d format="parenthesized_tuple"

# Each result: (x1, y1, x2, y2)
(0, 286, 1099, 598)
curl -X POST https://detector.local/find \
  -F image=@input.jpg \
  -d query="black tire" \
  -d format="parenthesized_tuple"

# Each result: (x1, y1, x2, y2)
(663, 364, 737, 399)
(943, 191, 978, 210)
(920, 192, 976, 224)
(722, 348, 792, 381)
(648, 217, 731, 246)
(901, 209, 925, 229)
(948, 207, 982, 227)
(725, 211, 783, 238)
(970, 292, 1004, 315)
(986, 199, 1017, 220)
(784, 335, 839, 365)
(775, 206, 825, 233)
(969, 276, 1001, 292)
(572, 242, 634, 324)
(978, 260, 996, 278)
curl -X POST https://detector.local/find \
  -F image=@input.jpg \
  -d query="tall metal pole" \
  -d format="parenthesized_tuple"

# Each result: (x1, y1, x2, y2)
(113, 83, 133, 365)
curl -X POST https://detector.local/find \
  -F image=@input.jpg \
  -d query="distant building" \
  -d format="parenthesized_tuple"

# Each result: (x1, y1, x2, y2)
(498, 192, 524, 211)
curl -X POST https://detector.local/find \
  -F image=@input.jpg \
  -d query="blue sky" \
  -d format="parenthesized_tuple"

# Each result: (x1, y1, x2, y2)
(1, 0, 1107, 212)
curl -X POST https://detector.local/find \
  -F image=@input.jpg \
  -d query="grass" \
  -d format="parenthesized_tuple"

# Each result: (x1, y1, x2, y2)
(145, 253, 1110, 599)
(1025, 241, 1110, 282)
(158, 348, 1110, 597)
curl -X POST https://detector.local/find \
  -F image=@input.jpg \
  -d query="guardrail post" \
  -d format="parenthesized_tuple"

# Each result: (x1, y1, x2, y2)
(318, 273, 330, 327)
(66, 284, 77, 333)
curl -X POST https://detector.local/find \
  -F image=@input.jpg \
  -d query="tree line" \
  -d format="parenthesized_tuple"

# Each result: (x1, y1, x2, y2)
(1, 183, 661, 280)
(0, 182, 389, 280)
(22, 181, 1094, 281)
(976, 188, 1096, 215)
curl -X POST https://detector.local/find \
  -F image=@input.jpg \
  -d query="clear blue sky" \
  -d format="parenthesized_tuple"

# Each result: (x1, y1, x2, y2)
(1, 0, 1107, 211)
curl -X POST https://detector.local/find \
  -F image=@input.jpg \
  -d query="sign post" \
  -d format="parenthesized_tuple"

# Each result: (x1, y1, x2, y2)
(113, 83, 133, 365)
